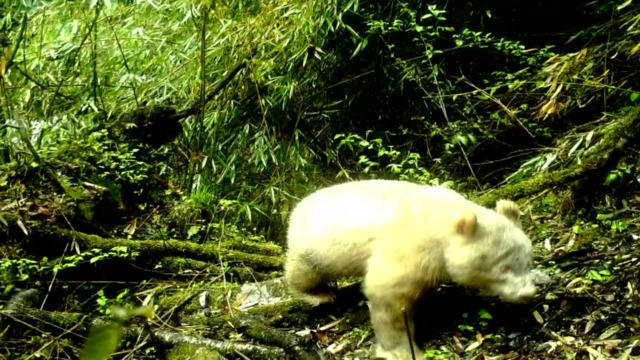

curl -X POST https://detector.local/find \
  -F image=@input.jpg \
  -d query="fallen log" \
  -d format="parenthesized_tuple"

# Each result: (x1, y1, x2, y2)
(34, 225, 282, 272)
(0, 212, 283, 272)
(476, 106, 640, 206)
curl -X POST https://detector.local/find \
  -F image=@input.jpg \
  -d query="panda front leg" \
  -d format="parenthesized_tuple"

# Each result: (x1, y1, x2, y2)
(364, 260, 422, 359)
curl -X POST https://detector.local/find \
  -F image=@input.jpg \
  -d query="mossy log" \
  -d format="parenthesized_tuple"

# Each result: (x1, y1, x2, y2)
(158, 256, 272, 281)
(0, 212, 283, 272)
(475, 106, 640, 206)
(36, 226, 282, 272)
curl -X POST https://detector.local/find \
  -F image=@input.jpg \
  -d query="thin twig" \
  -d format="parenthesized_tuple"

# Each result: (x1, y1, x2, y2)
(12, 110, 66, 192)
(24, 319, 85, 360)
(326, 70, 375, 89)
(5, 13, 28, 73)
(198, 4, 208, 148)
(402, 307, 416, 360)
(107, 13, 139, 106)
(49, 7, 100, 114)
(463, 78, 534, 138)
(40, 242, 70, 310)
(91, 4, 104, 111)
(423, 56, 480, 186)
(13, 65, 74, 100)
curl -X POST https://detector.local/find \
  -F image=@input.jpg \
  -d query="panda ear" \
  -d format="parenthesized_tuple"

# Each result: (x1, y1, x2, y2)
(455, 212, 477, 237)
(496, 200, 522, 225)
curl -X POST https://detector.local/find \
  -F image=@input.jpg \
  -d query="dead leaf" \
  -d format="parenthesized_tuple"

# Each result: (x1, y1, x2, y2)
(318, 317, 343, 331)
(452, 336, 465, 354)
(16, 219, 28, 235)
(326, 340, 347, 354)
(584, 319, 595, 335)
(603, 343, 616, 356)
(82, 182, 108, 192)
(598, 324, 623, 340)
(465, 340, 482, 352)
(124, 218, 137, 237)
(311, 329, 331, 345)
(584, 345, 605, 360)
(1, 201, 18, 211)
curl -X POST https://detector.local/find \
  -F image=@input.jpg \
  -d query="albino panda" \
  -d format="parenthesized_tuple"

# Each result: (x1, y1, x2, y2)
(285, 180, 538, 360)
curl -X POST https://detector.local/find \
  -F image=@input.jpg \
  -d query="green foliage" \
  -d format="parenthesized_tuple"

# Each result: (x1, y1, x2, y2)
(333, 132, 442, 184)
(457, 309, 493, 334)
(477, 308, 493, 320)
(0, 257, 41, 283)
(1, 0, 563, 231)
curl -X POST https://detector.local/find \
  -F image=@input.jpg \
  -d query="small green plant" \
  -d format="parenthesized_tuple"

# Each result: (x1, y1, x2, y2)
(571, 223, 584, 234)
(423, 348, 453, 359)
(610, 220, 630, 233)
(0, 257, 42, 283)
(596, 211, 631, 233)
(96, 289, 131, 314)
(603, 163, 633, 186)
(457, 309, 493, 333)
(477, 308, 493, 327)
(586, 269, 613, 283)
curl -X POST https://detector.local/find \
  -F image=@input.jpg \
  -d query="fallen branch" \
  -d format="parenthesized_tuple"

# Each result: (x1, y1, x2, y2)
(2, 289, 87, 335)
(229, 315, 319, 360)
(179, 310, 319, 360)
(148, 328, 286, 360)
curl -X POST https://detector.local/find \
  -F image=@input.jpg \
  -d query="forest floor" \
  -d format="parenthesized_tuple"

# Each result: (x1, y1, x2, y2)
(2, 178, 640, 360)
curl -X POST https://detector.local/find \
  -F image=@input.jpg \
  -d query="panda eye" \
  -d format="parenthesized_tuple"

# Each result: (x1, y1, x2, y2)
(500, 265, 511, 273)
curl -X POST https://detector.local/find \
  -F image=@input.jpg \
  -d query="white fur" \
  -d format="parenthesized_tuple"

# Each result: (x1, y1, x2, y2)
(285, 180, 537, 359)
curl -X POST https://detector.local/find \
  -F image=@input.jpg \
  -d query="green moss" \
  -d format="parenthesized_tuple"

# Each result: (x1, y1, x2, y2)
(165, 343, 225, 360)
